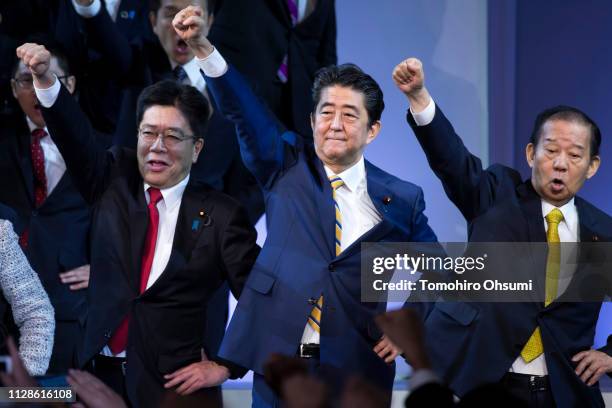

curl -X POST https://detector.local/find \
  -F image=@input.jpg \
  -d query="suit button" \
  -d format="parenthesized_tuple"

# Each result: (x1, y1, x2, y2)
(328, 263, 335, 272)
(308, 298, 317, 305)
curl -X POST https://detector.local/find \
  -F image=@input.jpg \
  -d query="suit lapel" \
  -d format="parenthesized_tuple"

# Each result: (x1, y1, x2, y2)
(268, 0, 293, 28)
(14, 129, 35, 204)
(127, 183, 148, 292)
(312, 156, 336, 259)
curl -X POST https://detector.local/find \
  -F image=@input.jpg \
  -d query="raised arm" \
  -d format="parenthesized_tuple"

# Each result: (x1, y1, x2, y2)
(16, 43, 116, 204)
(172, 6, 291, 189)
(393, 58, 503, 221)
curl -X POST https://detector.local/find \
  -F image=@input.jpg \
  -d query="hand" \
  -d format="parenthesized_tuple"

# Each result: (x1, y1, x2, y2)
(163, 352, 230, 395)
(59, 264, 90, 290)
(0, 337, 38, 387)
(375, 308, 431, 370)
(67, 369, 127, 408)
(172, 6, 214, 59)
(16, 43, 51, 77)
(392, 58, 431, 112)
(263, 353, 308, 396)
(572, 349, 612, 386)
(340, 375, 389, 408)
(373, 335, 402, 364)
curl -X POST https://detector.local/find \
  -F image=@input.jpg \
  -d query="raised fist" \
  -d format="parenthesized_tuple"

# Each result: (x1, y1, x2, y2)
(16, 43, 51, 78)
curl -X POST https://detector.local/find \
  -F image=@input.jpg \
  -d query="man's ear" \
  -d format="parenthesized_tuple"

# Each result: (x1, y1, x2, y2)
(192, 138, 204, 163)
(65, 75, 77, 94)
(525, 143, 535, 168)
(366, 121, 381, 145)
(586, 155, 600, 179)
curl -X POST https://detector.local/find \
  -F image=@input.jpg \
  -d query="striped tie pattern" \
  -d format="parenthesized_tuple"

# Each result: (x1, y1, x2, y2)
(307, 176, 344, 333)
(277, 0, 299, 83)
(520, 208, 564, 362)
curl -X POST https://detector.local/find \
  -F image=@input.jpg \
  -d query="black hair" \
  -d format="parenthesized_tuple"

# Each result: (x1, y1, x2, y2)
(312, 63, 384, 127)
(136, 79, 210, 140)
(530, 105, 601, 158)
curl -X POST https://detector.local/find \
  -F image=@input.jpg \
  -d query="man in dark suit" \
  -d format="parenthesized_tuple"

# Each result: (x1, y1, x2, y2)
(18, 42, 259, 407)
(394, 58, 612, 407)
(172, 7, 437, 406)
(209, 0, 337, 137)
(0, 46, 95, 374)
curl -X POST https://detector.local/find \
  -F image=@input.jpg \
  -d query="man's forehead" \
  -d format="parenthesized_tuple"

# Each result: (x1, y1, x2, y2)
(319, 85, 366, 108)
(161, 0, 207, 11)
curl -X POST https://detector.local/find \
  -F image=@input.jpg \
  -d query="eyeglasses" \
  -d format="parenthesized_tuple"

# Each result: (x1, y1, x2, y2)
(138, 127, 196, 147)
(13, 74, 71, 91)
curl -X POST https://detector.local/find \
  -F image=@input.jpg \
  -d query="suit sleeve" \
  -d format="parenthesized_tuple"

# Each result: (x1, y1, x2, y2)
(205, 66, 291, 189)
(407, 106, 500, 222)
(41, 85, 117, 204)
(219, 203, 260, 299)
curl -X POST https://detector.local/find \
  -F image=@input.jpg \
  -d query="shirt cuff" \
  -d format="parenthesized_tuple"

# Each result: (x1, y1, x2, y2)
(72, 0, 101, 18)
(195, 47, 228, 78)
(409, 368, 440, 391)
(34, 76, 61, 108)
(410, 98, 436, 126)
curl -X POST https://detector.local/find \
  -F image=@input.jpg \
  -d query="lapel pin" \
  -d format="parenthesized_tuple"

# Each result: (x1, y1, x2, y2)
(382, 196, 392, 205)
(592, 235, 599, 242)
(191, 220, 200, 231)
(120, 10, 129, 19)
(199, 210, 212, 227)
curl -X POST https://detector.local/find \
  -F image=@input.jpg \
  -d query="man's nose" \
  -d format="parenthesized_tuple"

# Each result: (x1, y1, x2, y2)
(330, 112, 342, 130)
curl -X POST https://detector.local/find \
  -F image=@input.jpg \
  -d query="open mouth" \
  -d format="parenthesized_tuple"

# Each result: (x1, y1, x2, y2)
(550, 178, 565, 192)
(147, 160, 169, 172)
(176, 39, 189, 54)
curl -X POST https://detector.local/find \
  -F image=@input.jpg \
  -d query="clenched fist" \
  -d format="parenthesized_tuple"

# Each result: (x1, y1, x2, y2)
(172, 6, 214, 59)
(16, 43, 51, 78)
(392, 57, 431, 112)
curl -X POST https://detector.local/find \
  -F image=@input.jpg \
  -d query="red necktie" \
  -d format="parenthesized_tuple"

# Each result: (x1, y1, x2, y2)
(108, 187, 163, 354)
(31, 128, 48, 208)
(19, 129, 48, 248)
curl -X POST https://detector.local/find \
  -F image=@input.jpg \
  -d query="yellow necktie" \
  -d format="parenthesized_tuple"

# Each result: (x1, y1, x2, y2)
(520, 208, 564, 363)
(307, 176, 345, 333)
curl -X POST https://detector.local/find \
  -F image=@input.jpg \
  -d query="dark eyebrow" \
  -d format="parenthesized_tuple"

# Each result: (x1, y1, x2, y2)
(319, 102, 359, 113)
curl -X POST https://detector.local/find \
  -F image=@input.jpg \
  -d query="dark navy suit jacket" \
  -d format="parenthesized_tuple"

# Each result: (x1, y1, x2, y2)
(408, 106, 612, 408)
(206, 66, 438, 393)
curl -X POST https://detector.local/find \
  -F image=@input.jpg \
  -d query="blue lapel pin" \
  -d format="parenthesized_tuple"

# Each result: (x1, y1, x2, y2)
(191, 220, 200, 231)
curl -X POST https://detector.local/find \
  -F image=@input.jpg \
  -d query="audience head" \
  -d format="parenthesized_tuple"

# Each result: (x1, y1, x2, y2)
(310, 64, 384, 173)
(11, 38, 75, 128)
(526, 105, 601, 207)
(136, 79, 209, 189)
(149, 0, 214, 66)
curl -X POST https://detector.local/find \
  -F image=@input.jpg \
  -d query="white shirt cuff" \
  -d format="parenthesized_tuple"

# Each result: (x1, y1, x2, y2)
(72, 0, 101, 18)
(34, 76, 61, 108)
(409, 368, 440, 391)
(410, 98, 436, 126)
(195, 47, 228, 78)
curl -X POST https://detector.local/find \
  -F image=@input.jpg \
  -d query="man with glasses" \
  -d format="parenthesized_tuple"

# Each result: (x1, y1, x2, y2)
(0, 43, 99, 375)
(16, 42, 259, 407)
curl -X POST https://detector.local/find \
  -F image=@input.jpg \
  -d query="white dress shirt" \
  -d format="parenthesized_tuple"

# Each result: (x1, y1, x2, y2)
(176, 58, 207, 95)
(301, 157, 382, 344)
(73, 0, 121, 22)
(410, 100, 581, 376)
(25, 117, 67, 196)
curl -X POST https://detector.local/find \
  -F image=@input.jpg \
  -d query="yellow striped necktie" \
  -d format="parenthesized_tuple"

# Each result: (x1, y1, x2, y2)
(520, 208, 564, 363)
(307, 176, 345, 333)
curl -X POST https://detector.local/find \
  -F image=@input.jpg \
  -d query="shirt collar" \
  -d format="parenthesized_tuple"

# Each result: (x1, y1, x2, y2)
(180, 58, 206, 88)
(144, 174, 190, 210)
(541, 197, 578, 234)
(324, 156, 366, 192)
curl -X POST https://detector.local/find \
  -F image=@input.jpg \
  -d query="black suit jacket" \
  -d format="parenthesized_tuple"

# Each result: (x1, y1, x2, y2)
(209, 0, 337, 137)
(42, 85, 258, 408)
(0, 117, 94, 373)
(408, 106, 612, 408)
